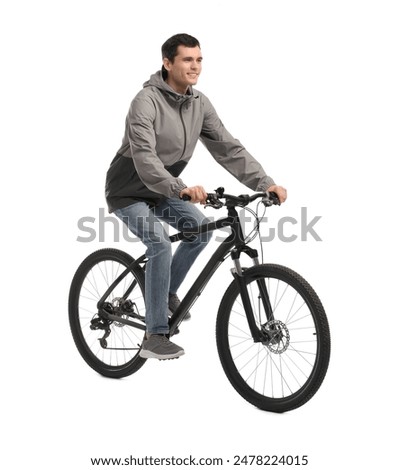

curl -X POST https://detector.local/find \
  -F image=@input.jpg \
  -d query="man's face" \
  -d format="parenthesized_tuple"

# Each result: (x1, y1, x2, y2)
(163, 45, 202, 94)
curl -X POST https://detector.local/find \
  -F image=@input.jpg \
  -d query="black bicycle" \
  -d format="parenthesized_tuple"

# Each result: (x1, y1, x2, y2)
(69, 187, 330, 412)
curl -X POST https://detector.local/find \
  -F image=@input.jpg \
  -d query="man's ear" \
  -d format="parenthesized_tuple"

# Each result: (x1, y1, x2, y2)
(163, 57, 171, 71)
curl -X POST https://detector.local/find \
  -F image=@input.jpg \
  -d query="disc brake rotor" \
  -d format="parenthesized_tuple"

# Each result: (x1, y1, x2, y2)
(111, 297, 128, 327)
(262, 319, 290, 354)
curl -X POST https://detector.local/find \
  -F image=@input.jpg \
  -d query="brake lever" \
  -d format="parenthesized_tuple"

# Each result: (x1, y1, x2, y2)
(204, 193, 224, 209)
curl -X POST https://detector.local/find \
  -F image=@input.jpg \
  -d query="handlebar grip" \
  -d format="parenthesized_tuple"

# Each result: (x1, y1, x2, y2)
(181, 194, 191, 202)
(261, 191, 280, 207)
(268, 191, 280, 205)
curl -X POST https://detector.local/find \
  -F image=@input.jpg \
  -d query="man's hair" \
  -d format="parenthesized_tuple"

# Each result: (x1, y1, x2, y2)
(161, 33, 200, 63)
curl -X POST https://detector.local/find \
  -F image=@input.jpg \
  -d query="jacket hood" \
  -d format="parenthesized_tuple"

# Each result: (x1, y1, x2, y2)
(143, 70, 198, 103)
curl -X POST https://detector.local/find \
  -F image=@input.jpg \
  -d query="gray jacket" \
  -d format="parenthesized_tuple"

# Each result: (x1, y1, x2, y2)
(105, 70, 275, 212)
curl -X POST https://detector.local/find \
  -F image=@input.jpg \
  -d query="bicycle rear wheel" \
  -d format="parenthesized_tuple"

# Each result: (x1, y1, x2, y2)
(216, 264, 330, 412)
(69, 248, 147, 378)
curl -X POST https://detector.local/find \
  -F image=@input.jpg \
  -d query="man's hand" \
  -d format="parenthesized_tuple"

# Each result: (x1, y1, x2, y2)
(268, 185, 287, 204)
(180, 185, 207, 204)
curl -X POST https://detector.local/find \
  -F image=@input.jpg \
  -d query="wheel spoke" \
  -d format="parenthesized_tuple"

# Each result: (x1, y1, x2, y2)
(244, 349, 267, 383)
(228, 321, 252, 338)
(273, 282, 289, 315)
(234, 342, 257, 363)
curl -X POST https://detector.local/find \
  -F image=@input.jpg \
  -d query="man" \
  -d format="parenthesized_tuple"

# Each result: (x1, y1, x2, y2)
(105, 33, 287, 360)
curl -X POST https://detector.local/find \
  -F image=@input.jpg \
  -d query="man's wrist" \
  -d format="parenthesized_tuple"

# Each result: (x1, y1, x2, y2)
(173, 182, 187, 198)
(257, 176, 276, 192)
(178, 186, 188, 199)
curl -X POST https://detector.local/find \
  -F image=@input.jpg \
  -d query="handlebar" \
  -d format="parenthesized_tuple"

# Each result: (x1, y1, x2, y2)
(182, 187, 280, 209)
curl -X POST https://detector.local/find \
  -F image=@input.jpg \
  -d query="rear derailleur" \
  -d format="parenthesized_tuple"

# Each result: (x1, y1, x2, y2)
(90, 297, 144, 349)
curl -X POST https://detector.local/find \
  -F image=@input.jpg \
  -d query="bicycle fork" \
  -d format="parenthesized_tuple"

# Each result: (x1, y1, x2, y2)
(231, 247, 275, 343)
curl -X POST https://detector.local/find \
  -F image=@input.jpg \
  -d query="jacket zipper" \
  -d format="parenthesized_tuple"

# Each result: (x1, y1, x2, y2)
(179, 102, 187, 159)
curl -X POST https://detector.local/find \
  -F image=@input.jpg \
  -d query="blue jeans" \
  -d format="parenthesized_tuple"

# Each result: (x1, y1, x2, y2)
(114, 198, 212, 334)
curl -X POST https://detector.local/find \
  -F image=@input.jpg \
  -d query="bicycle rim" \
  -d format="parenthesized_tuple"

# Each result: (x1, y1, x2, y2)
(217, 264, 330, 411)
(69, 249, 146, 375)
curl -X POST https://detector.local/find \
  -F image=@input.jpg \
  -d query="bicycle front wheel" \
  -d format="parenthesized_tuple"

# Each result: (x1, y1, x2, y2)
(216, 264, 330, 412)
(69, 248, 147, 378)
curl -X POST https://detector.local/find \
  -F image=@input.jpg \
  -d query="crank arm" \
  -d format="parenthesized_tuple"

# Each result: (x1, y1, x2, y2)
(100, 310, 146, 331)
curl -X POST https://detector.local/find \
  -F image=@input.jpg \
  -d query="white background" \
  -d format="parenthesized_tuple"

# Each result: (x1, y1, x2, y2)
(1, 0, 398, 468)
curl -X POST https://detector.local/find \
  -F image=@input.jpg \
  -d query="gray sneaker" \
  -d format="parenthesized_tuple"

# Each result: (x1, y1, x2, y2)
(169, 294, 191, 320)
(139, 334, 185, 360)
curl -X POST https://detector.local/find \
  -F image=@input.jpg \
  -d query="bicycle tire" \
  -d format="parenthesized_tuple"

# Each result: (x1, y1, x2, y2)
(216, 264, 330, 412)
(69, 248, 147, 378)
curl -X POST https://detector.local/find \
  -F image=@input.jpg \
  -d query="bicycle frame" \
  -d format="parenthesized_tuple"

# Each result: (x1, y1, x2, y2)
(97, 205, 275, 341)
